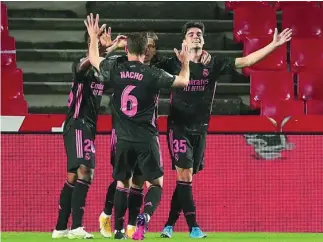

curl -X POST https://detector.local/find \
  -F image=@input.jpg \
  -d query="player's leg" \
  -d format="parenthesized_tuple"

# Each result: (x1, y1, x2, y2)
(53, 129, 78, 239)
(99, 180, 116, 237)
(112, 140, 134, 239)
(133, 177, 163, 241)
(192, 133, 206, 175)
(171, 128, 206, 238)
(99, 130, 117, 238)
(126, 176, 144, 238)
(186, 133, 207, 239)
(53, 173, 76, 238)
(103, 180, 117, 216)
(113, 179, 131, 239)
(161, 186, 181, 238)
(160, 130, 183, 238)
(68, 128, 95, 239)
(133, 138, 164, 240)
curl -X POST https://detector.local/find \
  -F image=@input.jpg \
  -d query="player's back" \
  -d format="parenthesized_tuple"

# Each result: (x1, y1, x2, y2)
(109, 60, 161, 142)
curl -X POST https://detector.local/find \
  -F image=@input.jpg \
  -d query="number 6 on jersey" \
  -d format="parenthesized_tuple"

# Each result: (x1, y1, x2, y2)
(121, 85, 138, 117)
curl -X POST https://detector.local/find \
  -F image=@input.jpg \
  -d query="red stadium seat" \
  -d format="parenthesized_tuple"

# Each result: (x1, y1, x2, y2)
(1, 35, 16, 50)
(1, 2, 8, 35)
(1, 52, 16, 68)
(233, 6, 276, 43)
(1, 68, 28, 115)
(250, 71, 294, 109)
(290, 39, 323, 72)
(282, 7, 323, 38)
(306, 100, 323, 114)
(276, 1, 321, 10)
(243, 37, 287, 76)
(261, 100, 304, 117)
(1, 36, 17, 68)
(298, 72, 323, 100)
(225, 1, 273, 10)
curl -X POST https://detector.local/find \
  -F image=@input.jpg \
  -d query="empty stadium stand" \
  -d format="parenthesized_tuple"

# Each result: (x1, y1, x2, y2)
(1, 2, 8, 34)
(225, 1, 274, 10)
(261, 99, 304, 117)
(276, 1, 321, 10)
(2, 1, 323, 116)
(306, 100, 323, 115)
(250, 71, 294, 109)
(242, 36, 287, 75)
(1, 2, 27, 115)
(4, 1, 250, 115)
(290, 38, 323, 73)
(282, 7, 323, 38)
(297, 72, 323, 101)
(233, 6, 276, 43)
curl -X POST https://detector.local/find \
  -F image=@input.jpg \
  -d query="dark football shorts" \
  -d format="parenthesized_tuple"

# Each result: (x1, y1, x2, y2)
(113, 136, 164, 181)
(167, 125, 206, 174)
(110, 129, 117, 168)
(63, 123, 96, 173)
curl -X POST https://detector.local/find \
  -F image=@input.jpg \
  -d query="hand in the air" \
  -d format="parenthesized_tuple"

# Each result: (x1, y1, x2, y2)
(174, 43, 190, 64)
(99, 27, 112, 47)
(84, 13, 103, 40)
(272, 28, 292, 47)
(112, 35, 128, 49)
(99, 26, 127, 49)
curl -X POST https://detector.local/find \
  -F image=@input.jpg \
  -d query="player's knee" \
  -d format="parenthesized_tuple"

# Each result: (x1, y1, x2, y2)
(131, 176, 145, 189)
(176, 167, 193, 182)
(147, 176, 163, 188)
(117, 180, 130, 188)
(67, 172, 77, 184)
(77, 165, 94, 182)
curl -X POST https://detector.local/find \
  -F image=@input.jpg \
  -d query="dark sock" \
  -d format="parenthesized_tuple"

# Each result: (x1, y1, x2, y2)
(165, 186, 182, 227)
(103, 180, 117, 215)
(114, 187, 129, 231)
(143, 185, 162, 218)
(71, 179, 90, 229)
(128, 187, 144, 226)
(176, 181, 198, 231)
(55, 181, 74, 230)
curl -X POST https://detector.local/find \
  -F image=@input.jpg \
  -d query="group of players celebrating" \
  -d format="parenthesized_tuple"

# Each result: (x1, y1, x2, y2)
(51, 13, 292, 240)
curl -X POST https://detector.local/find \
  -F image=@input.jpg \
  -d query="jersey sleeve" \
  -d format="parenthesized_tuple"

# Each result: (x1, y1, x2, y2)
(99, 57, 118, 85)
(213, 56, 236, 75)
(151, 67, 176, 89)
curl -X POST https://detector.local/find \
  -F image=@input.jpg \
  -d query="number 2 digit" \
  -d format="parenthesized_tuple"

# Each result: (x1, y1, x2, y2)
(84, 139, 95, 153)
(121, 85, 138, 117)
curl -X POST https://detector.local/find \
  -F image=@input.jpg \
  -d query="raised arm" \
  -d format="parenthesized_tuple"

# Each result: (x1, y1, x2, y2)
(172, 43, 190, 87)
(99, 25, 128, 57)
(84, 13, 105, 71)
(235, 28, 292, 69)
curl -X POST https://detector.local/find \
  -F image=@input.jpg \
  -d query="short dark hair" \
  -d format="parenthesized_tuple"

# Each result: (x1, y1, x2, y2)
(127, 32, 148, 55)
(182, 21, 205, 38)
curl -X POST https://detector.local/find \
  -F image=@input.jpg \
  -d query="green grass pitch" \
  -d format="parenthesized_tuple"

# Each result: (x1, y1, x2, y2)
(2, 232, 323, 242)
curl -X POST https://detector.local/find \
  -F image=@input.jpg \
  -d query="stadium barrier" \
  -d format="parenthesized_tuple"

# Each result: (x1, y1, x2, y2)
(1, 115, 323, 232)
